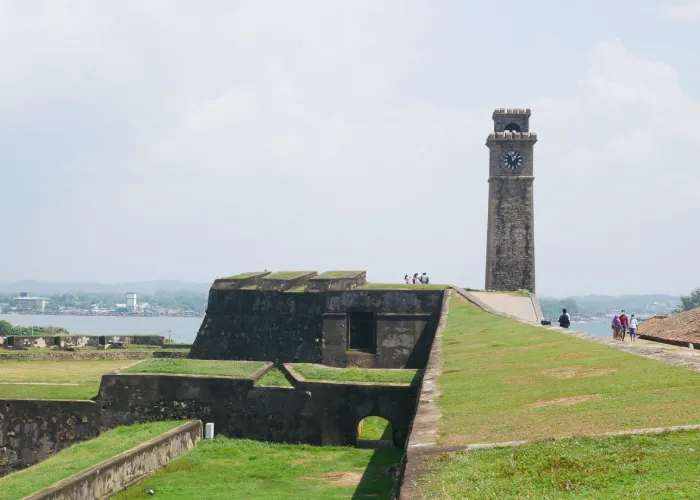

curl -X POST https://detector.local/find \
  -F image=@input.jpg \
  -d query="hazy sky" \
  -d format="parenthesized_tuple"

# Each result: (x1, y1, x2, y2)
(1, 1, 699, 297)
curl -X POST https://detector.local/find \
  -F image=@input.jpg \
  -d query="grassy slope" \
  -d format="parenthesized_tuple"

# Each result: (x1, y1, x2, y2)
(0, 359, 141, 399)
(438, 294, 700, 445)
(0, 421, 186, 500)
(122, 359, 264, 377)
(291, 364, 422, 385)
(257, 368, 293, 387)
(113, 438, 402, 500)
(419, 430, 700, 499)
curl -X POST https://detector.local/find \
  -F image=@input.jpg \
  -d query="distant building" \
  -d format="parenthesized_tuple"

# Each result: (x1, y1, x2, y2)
(12, 296, 50, 311)
(126, 292, 138, 312)
(114, 303, 129, 313)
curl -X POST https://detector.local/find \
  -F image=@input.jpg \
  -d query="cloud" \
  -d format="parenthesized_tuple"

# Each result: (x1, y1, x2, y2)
(0, 2, 698, 297)
(661, 1, 700, 22)
(532, 40, 700, 295)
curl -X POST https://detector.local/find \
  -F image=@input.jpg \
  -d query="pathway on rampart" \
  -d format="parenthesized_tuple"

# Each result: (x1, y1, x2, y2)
(456, 287, 700, 373)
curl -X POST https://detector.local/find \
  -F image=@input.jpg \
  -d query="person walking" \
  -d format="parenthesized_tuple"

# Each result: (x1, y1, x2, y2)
(412, 273, 419, 284)
(629, 314, 638, 342)
(612, 315, 622, 340)
(420, 272, 428, 284)
(619, 310, 629, 341)
(558, 308, 571, 328)
(404, 274, 410, 284)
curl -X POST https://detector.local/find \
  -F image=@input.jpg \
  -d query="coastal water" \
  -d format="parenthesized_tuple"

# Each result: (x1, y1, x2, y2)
(571, 320, 612, 337)
(0, 314, 203, 343)
(1, 314, 613, 344)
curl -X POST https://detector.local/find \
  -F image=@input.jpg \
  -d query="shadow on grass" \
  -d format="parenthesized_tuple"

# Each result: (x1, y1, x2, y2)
(351, 447, 404, 500)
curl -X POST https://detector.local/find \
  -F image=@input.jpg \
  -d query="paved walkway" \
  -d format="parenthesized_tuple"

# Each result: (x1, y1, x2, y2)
(456, 288, 700, 374)
(468, 291, 540, 323)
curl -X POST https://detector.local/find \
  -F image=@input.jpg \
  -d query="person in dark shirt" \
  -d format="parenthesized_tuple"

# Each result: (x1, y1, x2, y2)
(558, 308, 571, 328)
(619, 310, 629, 340)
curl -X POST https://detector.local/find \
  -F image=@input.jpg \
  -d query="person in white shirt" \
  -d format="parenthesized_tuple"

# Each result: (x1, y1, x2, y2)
(629, 314, 638, 342)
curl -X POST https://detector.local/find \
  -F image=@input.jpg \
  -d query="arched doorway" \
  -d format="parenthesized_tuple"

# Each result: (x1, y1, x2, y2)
(357, 416, 394, 448)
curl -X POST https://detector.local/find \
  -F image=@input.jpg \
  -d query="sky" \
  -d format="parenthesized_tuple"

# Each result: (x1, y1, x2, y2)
(1, 0, 699, 297)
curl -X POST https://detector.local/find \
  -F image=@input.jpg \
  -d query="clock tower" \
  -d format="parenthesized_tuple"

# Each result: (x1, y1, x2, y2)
(485, 108, 538, 293)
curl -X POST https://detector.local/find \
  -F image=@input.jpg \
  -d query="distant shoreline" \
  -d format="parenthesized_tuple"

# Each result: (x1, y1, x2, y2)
(2, 311, 204, 319)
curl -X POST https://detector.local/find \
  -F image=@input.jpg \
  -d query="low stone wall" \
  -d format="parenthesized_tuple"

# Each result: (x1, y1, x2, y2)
(638, 334, 699, 350)
(25, 420, 201, 500)
(98, 373, 418, 447)
(0, 351, 156, 361)
(6, 336, 57, 348)
(152, 350, 189, 358)
(1, 335, 165, 350)
(0, 399, 101, 477)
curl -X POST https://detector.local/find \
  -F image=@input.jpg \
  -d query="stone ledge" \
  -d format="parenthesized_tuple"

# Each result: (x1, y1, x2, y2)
(24, 420, 202, 500)
(493, 108, 531, 116)
(486, 131, 538, 142)
(396, 289, 450, 500)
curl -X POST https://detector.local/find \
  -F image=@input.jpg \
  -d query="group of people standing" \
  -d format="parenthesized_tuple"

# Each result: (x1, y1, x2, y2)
(405, 273, 430, 284)
(611, 310, 638, 342)
(557, 308, 640, 342)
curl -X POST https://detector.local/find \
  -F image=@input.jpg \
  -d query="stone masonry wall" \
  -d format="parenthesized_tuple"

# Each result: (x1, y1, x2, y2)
(485, 178, 536, 292)
(189, 289, 444, 368)
(485, 127, 537, 293)
(0, 400, 101, 477)
(98, 374, 418, 448)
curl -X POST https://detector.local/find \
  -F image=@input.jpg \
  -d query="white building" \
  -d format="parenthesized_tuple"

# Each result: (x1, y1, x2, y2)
(11, 296, 50, 311)
(126, 292, 138, 311)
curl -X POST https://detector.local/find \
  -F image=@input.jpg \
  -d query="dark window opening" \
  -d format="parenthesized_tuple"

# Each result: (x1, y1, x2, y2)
(504, 122, 521, 132)
(346, 312, 376, 353)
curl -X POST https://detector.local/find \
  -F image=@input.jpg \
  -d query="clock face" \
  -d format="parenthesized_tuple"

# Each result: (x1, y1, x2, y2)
(501, 150, 523, 171)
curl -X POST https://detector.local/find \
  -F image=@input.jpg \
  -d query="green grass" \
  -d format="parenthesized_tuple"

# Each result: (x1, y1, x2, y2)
(314, 271, 363, 279)
(438, 294, 700, 445)
(286, 285, 308, 293)
(359, 416, 393, 440)
(264, 271, 314, 280)
(357, 283, 447, 290)
(113, 437, 403, 500)
(0, 421, 186, 500)
(418, 430, 700, 499)
(0, 358, 143, 399)
(227, 272, 266, 279)
(257, 368, 293, 387)
(291, 364, 422, 385)
(121, 359, 264, 378)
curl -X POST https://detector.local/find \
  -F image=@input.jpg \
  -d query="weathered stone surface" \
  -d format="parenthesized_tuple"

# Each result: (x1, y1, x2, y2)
(24, 421, 201, 500)
(485, 109, 537, 293)
(3, 335, 165, 350)
(189, 286, 444, 369)
(307, 271, 366, 292)
(0, 400, 101, 477)
(0, 351, 156, 361)
(98, 374, 418, 448)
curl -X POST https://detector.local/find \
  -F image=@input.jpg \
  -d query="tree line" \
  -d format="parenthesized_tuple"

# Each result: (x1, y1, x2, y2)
(0, 290, 207, 314)
(680, 287, 700, 312)
(0, 320, 69, 336)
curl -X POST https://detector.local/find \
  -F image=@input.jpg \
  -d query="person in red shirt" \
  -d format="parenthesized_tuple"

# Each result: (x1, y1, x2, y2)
(619, 310, 629, 340)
